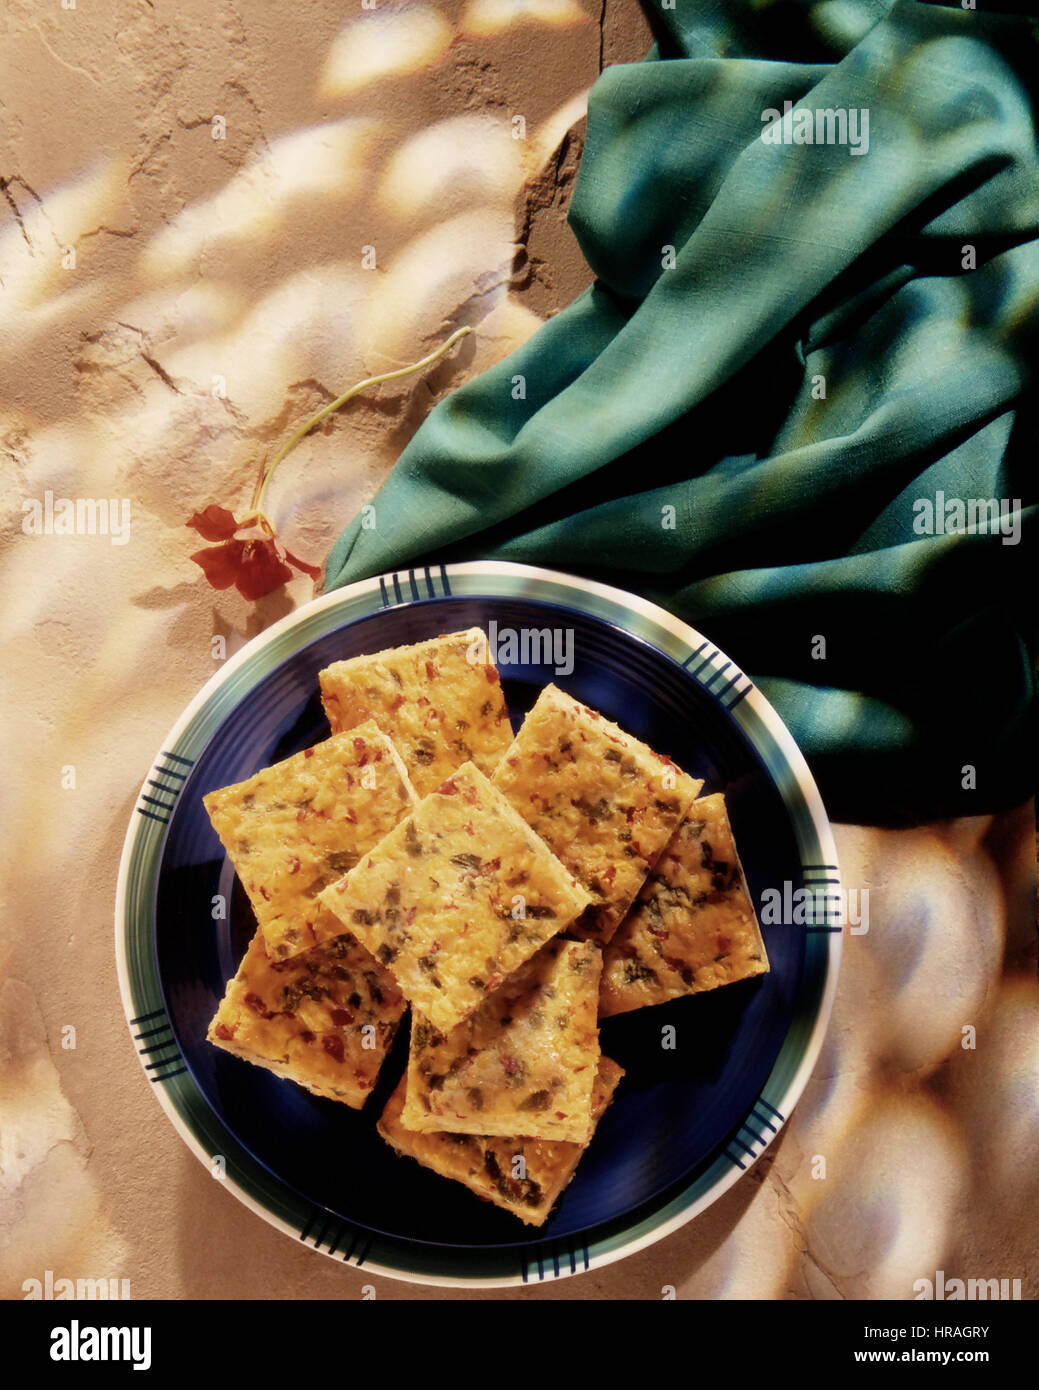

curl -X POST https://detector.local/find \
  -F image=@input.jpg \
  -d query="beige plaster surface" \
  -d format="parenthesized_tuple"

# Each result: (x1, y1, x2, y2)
(1, 0, 1036, 1301)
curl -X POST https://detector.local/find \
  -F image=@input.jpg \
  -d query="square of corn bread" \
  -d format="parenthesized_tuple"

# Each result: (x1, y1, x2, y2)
(207, 916, 406, 1106)
(377, 1055, 624, 1227)
(317, 761, 593, 1033)
(402, 938, 602, 1143)
(202, 721, 416, 961)
(600, 792, 769, 1017)
(319, 628, 513, 796)
(491, 685, 703, 946)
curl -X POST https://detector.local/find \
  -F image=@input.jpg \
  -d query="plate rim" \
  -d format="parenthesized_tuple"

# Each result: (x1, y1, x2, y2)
(114, 559, 842, 1289)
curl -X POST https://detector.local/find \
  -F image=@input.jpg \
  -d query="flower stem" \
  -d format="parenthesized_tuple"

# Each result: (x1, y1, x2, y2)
(251, 325, 474, 515)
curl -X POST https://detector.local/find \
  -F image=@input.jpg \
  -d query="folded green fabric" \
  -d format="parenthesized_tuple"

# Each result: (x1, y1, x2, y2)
(325, 0, 1037, 824)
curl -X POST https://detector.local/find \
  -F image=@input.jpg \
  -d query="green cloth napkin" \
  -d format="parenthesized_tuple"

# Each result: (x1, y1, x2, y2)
(325, 0, 1037, 824)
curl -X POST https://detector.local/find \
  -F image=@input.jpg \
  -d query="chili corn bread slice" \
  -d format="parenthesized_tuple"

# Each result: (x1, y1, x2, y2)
(207, 916, 405, 1106)
(378, 1055, 624, 1227)
(600, 793, 768, 1017)
(402, 939, 602, 1143)
(317, 762, 593, 1033)
(319, 629, 513, 796)
(492, 685, 702, 946)
(203, 722, 416, 961)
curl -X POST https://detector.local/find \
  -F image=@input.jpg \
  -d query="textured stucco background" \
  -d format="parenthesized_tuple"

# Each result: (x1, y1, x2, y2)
(1, 0, 1037, 1301)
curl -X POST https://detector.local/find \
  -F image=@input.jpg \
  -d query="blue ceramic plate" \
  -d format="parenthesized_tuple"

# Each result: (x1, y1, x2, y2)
(115, 561, 841, 1287)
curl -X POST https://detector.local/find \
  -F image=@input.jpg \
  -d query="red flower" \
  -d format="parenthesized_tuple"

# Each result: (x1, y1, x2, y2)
(183, 328, 473, 602)
(186, 505, 322, 601)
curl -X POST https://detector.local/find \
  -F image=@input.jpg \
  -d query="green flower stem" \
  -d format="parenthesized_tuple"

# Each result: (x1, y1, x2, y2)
(251, 325, 474, 515)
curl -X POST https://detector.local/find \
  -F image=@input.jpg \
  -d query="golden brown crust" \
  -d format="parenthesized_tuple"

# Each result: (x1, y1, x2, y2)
(317, 762, 593, 1032)
(600, 793, 768, 1017)
(207, 919, 405, 1106)
(378, 1055, 625, 1226)
(491, 685, 702, 945)
(319, 629, 513, 796)
(402, 939, 602, 1142)
(202, 721, 416, 960)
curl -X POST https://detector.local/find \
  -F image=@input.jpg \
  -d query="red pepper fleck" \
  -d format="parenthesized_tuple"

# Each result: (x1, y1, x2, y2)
(555, 1111, 567, 1120)
(213, 1022, 236, 1040)
(323, 1034, 345, 1063)
(405, 906, 417, 925)
(437, 778, 459, 795)
(344, 809, 357, 824)
(331, 1008, 355, 1027)
(287, 856, 301, 875)
(484, 666, 499, 684)
(425, 660, 439, 680)
(389, 694, 405, 712)
(258, 885, 272, 901)
(353, 737, 367, 752)
(243, 992, 268, 1016)
(304, 747, 315, 759)
(501, 1055, 520, 1076)
(300, 1029, 315, 1043)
